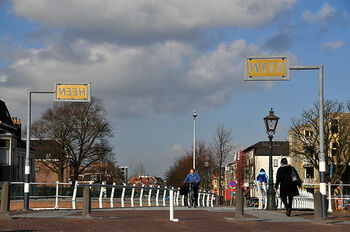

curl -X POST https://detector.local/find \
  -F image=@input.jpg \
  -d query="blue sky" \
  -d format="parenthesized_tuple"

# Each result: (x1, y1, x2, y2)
(0, 0, 349, 177)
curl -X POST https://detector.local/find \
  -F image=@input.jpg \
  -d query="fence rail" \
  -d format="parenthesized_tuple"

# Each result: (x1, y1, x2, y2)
(255, 182, 350, 211)
(1, 181, 216, 210)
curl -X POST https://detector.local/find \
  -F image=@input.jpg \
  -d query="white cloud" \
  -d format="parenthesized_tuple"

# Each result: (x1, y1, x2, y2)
(302, 3, 349, 26)
(302, 3, 339, 23)
(323, 40, 344, 51)
(0, 74, 7, 83)
(1, 39, 269, 118)
(12, 0, 296, 42)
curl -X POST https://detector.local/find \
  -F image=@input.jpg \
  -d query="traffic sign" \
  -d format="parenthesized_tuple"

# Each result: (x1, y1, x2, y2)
(230, 180, 237, 188)
(55, 82, 91, 102)
(245, 56, 289, 81)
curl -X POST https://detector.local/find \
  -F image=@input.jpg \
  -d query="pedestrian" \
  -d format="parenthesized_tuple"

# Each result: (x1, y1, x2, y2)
(256, 168, 268, 209)
(275, 158, 301, 216)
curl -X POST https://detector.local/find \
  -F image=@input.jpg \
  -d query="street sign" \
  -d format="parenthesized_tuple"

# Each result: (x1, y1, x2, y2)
(55, 82, 91, 102)
(230, 180, 237, 188)
(244, 56, 289, 81)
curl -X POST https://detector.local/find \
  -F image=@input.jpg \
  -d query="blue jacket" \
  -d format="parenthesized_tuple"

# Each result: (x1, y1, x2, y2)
(256, 171, 268, 184)
(184, 173, 200, 183)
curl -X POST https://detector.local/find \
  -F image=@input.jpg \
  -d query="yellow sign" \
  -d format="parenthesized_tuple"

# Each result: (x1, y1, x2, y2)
(55, 83, 90, 101)
(245, 56, 289, 81)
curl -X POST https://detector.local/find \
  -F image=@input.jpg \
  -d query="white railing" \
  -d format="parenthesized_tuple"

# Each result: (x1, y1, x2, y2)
(74, 183, 215, 209)
(10, 181, 73, 210)
(255, 182, 350, 211)
(8, 181, 216, 210)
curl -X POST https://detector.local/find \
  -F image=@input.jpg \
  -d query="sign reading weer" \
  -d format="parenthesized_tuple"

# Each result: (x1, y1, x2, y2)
(55, 83, 91, 102)
(244, 56, 289, 81)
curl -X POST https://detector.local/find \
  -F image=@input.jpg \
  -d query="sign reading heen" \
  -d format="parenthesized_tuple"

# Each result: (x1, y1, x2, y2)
(55, 83, 90, 102)
(245, 56, 289, 81)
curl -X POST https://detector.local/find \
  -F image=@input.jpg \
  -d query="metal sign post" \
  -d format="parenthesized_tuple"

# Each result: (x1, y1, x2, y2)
(24, 82, 91, 210)
(289, 65, 326, 219)
(245, 57, 326, 218)
(24, 90, 55, 210)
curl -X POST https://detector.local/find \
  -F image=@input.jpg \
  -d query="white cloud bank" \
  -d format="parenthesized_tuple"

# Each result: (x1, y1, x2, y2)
(323, 40, 345, 51)
(2, 39, 266, 117)
(1, 0, 298, 118)
(12, 0, 296, 42)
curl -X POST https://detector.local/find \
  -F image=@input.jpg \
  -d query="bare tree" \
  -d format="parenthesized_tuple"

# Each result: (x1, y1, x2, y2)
(165, 140, 214, 188)
(212, 124, 236, 202)
(32, 97, 113, 183)
(290, 99, 350, 184)
(132, 162, 147, 177)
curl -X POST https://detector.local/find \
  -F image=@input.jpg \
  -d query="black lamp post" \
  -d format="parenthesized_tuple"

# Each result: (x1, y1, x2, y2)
(263, 108, 279, 211)
(205, 160, 209, 191)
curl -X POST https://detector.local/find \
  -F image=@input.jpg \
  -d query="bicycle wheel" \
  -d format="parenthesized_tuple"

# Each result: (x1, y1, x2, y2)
(188, 191, 193, 208)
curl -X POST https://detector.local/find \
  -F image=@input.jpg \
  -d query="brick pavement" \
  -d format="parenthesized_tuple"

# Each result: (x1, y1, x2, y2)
(1, 208, 350, 232)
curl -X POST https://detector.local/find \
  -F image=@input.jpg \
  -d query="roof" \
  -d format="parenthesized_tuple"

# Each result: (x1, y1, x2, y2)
(243, 141, 289, 156)
(0, 100, 15, 132)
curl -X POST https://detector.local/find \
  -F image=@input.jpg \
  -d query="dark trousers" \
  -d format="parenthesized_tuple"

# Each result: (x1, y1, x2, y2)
(193, 183, 199, 204)
(281, 195, 294, 210)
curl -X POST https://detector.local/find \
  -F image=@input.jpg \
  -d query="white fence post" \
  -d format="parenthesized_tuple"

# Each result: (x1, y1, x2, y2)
(169, 188, 179, 222)
(72, 181, 78, 210)
(55, 181, 59, 210)
(210, 193, 214, 207)
(176, 188, 180, 206)
(328, 183, 333, 213)
(202, 191, 205, 207)
(148, 185, 152, 206)
(163, 187, 167, 206)
(170, 188, 174, 221)
(156, 186, 160, 207)
(140, 184, 144, 207)
(110, 182, 116, 208)
(99, 184, 104, 208)
(198, 192, 201, 207)
(102, 181, 107, 198)
(121, 183, 126, 208)
(206, 193, 210, 207)
(181, 194, 185, 206)
(131, 184, 135, 207)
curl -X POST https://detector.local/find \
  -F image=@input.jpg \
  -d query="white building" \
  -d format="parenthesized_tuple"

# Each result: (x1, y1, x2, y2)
(243, 141, 290, 198)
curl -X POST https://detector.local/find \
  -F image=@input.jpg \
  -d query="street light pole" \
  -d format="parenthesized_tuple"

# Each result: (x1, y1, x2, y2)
(264, 108, 279, 211)
(267, 134, 277, 210)
(205, 160, 209, 191)
(193, 110, 197, 170)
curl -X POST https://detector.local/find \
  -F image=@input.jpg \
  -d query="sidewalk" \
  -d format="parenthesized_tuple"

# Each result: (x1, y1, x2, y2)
(0, 207, 349, 232)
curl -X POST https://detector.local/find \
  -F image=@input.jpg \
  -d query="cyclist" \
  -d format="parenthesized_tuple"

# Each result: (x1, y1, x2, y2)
(184, 168, 200, 207)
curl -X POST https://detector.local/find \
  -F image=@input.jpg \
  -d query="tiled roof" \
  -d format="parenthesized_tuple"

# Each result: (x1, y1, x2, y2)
(243, 141, 289, 156)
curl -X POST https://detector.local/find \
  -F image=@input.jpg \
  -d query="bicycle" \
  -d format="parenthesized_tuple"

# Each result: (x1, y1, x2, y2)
(187, 183, 196, 208)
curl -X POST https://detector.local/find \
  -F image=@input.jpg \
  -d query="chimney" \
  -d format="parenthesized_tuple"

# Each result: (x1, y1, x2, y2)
(11, 117, 22, 140)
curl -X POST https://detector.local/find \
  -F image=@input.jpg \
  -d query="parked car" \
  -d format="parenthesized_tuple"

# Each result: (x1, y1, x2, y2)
(247, 197, 259, 207)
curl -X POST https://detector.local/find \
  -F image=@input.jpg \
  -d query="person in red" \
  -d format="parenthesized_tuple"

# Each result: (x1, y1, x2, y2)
(275, 158, 301, 216)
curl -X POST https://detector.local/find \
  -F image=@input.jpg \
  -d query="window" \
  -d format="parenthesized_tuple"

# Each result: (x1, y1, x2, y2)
(331, 119, 339, 133)
(273, 159, 278, 167)
(305, 130, 314, 137)
(0, 139, 10, 165)
(305, 167, 314, 179)
(331, 149, 337, 157)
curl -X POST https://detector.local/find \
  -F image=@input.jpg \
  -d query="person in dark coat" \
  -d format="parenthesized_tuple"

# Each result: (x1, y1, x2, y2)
(275, 158, 301, 216)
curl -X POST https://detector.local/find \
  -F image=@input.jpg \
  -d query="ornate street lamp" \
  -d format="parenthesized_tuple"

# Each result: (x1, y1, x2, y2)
(263, 108, 279, 211)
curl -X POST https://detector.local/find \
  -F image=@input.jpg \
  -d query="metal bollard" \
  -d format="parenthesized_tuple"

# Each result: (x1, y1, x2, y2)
(314, 190, 323, 220)
(82, 186, 91, 218)
(0, 182, 11, 219)
(235, 188, 244, 219)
